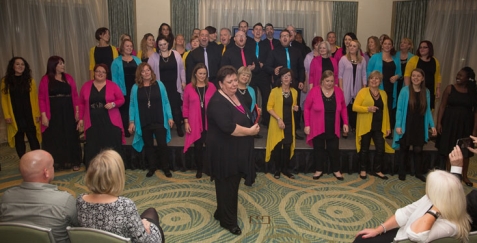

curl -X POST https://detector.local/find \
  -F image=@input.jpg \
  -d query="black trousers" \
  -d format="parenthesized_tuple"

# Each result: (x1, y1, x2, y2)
(400, 145, 424, 176)
(142, 124, 169, 171)
(347, 103, 357, 130)
(359, 130, 385, 173)
(193, 131, 206, 171)
(140, 208, 165, 242)
(312, 134, 340, 172)
(14, 129, 40, 158)
(168, 91, 183, 129)
(352, 228, 398, 243)
(214, 173, 242, 230)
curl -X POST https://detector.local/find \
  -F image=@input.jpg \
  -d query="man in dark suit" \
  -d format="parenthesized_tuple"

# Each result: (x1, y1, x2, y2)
(264, 23, 281, 52)
(218, 28, 232, 56)
(286, 25, 309, 58)
(237, 20, 255, 49)
(220, 30, 259, 72)
(264, 29, 305, 138)
(185, 29, 222, 86)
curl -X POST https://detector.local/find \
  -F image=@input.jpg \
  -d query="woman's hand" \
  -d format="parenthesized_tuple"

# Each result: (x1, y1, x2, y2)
(141, 218, 151, 234)
(128, 123, 135, 134)
(35, 117, 40, 123)
(386, 130, 391, 137)
(367, 106, 379, 113)
(355, 228, 380, 239)
(75, 112, 79, 121)
(278, 119, 285, 130)
(449, 145, 463, 167)
(249, 123, 260, 136)
(430, 127, 437, 136)
(389, 75, 399, 83)
(436, 87, 441, 99)
(168, 119, 174, 128)
(293, 105, 299, 112)
(104, 102, 115, 110)
(396, 127, 402, 135)
(343, 124, 349, 133)
(304, 126, 310, 135)
(182, 83, 186, 90)
(185, 122, 191, 134)
(76, 120, 83, 130)
(5, 118, 12, 124)
(42, 115, 49, 127)
(274, 66, 283, 75)
(257, 107, 262, 115)
(468, 135, 477, 154)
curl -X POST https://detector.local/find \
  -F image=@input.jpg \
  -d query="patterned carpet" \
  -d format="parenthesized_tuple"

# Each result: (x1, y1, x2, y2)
(1, 144, 476, 243)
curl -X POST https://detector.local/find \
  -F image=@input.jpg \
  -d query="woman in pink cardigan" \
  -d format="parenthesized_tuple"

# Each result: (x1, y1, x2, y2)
(77, 64, 125, 168)
(38, 56, 81, 170)
(182, 63, 216, 178)
(304, 70, 348, 180)
(308, 41, 339, 89)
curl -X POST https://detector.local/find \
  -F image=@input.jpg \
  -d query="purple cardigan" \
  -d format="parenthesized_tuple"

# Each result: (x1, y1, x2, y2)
(309, 56, 339, 87)
(148, 50, 186, 95)
(182, 83, 216, 152)
(304, 86, 348, 147)
(38, 73, 79, 133)
(338, 56, 367, 105)
(78, 80, 125, 144)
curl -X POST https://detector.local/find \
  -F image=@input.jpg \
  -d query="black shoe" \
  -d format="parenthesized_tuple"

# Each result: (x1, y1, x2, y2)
(283, 171, 295, 179)
(464, 180, 474, 187)
(372, 173, 389, 180)
(295, 134, 304, 140)
(254, 134, 263, 139)
(398, 174, 406, 181)
(196, 170, 202, 179)
(274, 171, 280, 179)
(333, 173, 344, 181)
(360, 174, 367, 180)
(342, 132, 348, 139)
(146, 170, 155, 177)
(229, 226, 242, 235)
(415, 174, 426, 182)
(312, 173, 322, 180)
(164, 170, 172, 178)
(177, 128, 184, 137)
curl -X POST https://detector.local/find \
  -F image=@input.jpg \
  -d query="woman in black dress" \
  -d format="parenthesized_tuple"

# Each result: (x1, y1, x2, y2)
(206, 66, 260, 235)
(78, 64, 125, 168)
(436, 67, 477, 186)
(1, 57, 41, 158)
(38, 56, 81, 170)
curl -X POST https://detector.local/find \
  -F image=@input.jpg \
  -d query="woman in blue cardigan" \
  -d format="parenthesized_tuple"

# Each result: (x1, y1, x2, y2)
(392, 68, 436, 182)
(112, 39, 142, 137)
(367, 37, 402, 133)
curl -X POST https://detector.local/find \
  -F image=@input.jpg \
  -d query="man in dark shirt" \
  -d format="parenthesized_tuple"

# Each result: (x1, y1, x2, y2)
(264, 23, 281, 52)
(237, 20, 255, 49)
(264, 29, 305, 137)
(218, 28, 232, 56)
(185, 29, 222, 86)
(205, 26, 219, 46)
(286, 25, 309, 58)
(221, 30, 259, 73)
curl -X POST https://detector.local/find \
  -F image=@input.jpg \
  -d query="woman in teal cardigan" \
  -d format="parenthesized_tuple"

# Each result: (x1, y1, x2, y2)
(367, 37, 402, 132)
(128, 63, 173, 178)
(392, 68, 436, 182)
(112, 39, 142, 137)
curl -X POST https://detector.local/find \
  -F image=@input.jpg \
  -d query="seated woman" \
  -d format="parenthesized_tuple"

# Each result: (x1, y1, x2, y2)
(77, 149, 164, 242)
(353, 169, 470, 243)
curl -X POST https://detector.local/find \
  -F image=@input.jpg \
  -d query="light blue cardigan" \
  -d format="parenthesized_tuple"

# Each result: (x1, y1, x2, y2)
(366, 52, 402, 109)
(129, 81, 172, 152)
(392, 86, 434, 149)
(111, 56, 142, 95)
(246, 86, 256, 112)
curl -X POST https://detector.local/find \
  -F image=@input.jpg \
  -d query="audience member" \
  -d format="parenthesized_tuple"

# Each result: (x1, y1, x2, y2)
(1, 57, 41, 158)
(89, 27, 118, 80)
(0, 150, 78, 243)
(39, 56, 82, 170)
(77, 149, 163, 242)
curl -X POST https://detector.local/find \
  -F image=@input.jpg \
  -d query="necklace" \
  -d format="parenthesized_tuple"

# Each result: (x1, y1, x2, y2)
(196, 86, 205, 108)
(282, 87, 290, 98)
(322, 88, 333, 96)
(161, 51, 170, 63)
(350, 59, 357, 64)
(371, 89, 380, 98)
(145, 84, 152, 108)
(238, 88, 247, 95)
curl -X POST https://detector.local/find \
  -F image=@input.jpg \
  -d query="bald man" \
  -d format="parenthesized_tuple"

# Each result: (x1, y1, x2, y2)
(0, 150, 78, 243)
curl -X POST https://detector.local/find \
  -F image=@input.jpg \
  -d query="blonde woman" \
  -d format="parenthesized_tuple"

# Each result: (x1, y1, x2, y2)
(137, 33, 156, 63)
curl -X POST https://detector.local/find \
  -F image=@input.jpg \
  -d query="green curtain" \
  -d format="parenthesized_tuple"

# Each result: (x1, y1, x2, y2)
(107, 0, 135, 49)
(172, 0, 199, 46)
(332, 2, 358, 47)
(392, 0, 428, 53)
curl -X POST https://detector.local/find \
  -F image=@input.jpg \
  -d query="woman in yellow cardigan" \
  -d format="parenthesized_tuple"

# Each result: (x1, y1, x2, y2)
(266, 68, 299, 179)
(353, 71, 394, 180)
(404, 40, 441, 110)
(1, 57, 41, 158)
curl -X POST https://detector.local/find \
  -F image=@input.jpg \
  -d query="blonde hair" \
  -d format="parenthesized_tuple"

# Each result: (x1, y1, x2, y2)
(237, 66, 252, 85)
(118, 33, 131, 48)
(318, 41, 332, 58)
(320, 70, 334, 85)
(368, 70, 383, 84)
(346, 40, 363, 63)
(140, 33, 154, 56)
(401, 37, 414, 52)
(426, 170, 470, 243)
(85, 150, 125, 196)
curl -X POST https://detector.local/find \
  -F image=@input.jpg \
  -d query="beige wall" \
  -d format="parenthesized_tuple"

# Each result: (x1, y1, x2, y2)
(134, 0, 396, 43)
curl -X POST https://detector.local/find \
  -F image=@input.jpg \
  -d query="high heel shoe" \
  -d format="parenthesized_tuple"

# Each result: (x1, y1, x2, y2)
(274, 171, 280, 179)
(333, 172, 344, 181)
(464, 180, 474, 187)
(359, 174, 367, 179)
(282, 171, 295, 179)
(372, 173, 389, 180)
(312, 173, 322, 180)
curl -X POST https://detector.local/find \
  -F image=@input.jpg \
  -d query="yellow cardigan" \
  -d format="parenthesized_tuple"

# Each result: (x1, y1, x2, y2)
(137, 48, 157, 60)
(265, 87, 297, 162)
(353, 87, 394, 153)
(89, 45, 119, 70)
(1, 78, 42, 147)
(404, 56, 441, 94)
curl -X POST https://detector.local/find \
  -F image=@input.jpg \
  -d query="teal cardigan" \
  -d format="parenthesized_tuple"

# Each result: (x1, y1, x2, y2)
(246, 86, 256, 112)
(111, 56, 142, 95)
(392, 86, 434, 149)
(129, 81, 172, 152)
(366, 52, 402, 109)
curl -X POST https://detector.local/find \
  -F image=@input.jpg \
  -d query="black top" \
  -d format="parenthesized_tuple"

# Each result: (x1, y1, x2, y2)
(417, 58, 436, 93)
(138, 83, 164, 127)
(264, 44, 305, 88)
(89, 85, 113, 127)
(94, 46, 114, 80)
(159, 53, 178, 94)
(401, 91, 425, 146)
(185, 45, 222, 84)
(322, 91, 336, 139)
(220, 45, 260, 74)
(352, 63, 358, 87)
(10, 76, 34, 130)
(49, 79, 72, 96)
(371, 92, 384, 131)
(290, 40, 308, 58)
(382, 60, 396, 94)
(237, 88, 252, 112)
(195, 86, 207, 131)
(322, 57, 334, 73)
(282, 91, 293, 144)
(400, 58, 408, 77)
(123, 60, 137, 97)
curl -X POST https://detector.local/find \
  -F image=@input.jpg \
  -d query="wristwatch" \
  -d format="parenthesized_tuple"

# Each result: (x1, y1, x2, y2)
(426, 209, 441, 219)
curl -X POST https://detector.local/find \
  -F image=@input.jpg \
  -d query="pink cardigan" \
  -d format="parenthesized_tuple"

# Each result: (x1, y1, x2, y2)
(304, 86, 348, 147)
(78, 80, 125, 144)
(38, 73, 79, 132)
(182, 83, 216, 152)
(309, 56, 339, 87)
